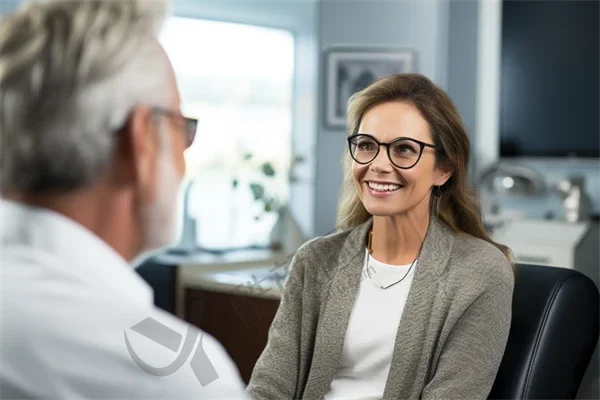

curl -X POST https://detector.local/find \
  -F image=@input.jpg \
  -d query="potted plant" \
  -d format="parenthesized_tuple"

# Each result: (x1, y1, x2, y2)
(233, 153, 306, 251)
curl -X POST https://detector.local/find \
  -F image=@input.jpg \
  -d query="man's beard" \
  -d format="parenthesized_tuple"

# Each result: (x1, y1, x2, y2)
(138, 144, 183, 255)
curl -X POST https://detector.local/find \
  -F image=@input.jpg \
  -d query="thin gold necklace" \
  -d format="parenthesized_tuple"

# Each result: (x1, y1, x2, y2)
(366, 230, 418, 290)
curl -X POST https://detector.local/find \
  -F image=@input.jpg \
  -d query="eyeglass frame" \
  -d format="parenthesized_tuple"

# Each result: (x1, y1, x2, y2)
(347, 133, 444, 170)
(151, 107, 198, 148)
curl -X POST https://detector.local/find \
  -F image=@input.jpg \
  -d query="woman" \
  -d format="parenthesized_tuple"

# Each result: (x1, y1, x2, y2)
(247, 73, 514, 399)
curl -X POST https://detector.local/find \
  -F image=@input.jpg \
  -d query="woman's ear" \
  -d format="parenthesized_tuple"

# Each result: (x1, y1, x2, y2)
(435, 166, 453, 187)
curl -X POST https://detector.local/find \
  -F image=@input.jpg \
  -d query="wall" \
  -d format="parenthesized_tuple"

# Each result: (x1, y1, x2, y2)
(168, 0, 321, 237)
(446, 0, 482, 182)
(0, 0, 19, 16)
(447, 0, 478, 157)
(314, 0, 450, 235)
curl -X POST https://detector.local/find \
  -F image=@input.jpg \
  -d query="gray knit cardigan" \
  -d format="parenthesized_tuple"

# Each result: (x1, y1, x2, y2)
(247, 216, 514, 399)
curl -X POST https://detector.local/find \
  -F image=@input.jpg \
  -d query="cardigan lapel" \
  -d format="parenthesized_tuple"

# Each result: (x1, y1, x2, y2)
(382, 216, 454, 399)
(301, 220, 372, 399)
(301, 217, 454, 399)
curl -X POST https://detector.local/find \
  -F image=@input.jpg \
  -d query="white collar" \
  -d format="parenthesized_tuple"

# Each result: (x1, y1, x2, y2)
(1, 198, 153, 307)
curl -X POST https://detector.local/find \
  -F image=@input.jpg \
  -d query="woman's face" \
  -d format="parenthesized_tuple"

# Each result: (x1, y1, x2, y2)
(351, 101, 451, 219)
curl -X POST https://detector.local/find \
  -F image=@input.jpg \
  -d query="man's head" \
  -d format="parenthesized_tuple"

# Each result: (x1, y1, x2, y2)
(0, 0, 192, 259)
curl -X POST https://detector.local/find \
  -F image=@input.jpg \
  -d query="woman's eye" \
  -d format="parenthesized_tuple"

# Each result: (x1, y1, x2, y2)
(358, 142, 375, 150)
(394, 144, 416, 154)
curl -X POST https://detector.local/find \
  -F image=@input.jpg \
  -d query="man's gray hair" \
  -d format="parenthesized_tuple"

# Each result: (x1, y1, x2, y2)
(0, 0, 171, 192)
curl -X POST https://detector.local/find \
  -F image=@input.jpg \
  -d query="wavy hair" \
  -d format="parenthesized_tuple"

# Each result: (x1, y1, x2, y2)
(0, 0, 170, 193)
(336, 73, 511, 260)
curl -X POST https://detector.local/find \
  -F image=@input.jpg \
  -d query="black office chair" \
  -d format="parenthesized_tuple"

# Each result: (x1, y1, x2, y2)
(489, 264, 599, 399)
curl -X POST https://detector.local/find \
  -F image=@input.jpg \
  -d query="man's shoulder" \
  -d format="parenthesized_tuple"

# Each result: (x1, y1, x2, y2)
(1, 250, 246, 398)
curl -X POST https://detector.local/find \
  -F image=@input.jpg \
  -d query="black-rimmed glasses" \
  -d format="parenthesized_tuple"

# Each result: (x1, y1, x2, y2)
(347, 134, 442, 169)
(152, 107, 198, 148)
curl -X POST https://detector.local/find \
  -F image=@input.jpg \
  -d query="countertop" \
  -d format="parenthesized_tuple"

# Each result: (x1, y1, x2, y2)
(168, 249, 290, 316)
(180, 264, 286, 301)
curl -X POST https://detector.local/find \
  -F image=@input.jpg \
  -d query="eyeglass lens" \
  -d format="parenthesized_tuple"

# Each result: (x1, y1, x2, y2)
(349, 135, 422, 168)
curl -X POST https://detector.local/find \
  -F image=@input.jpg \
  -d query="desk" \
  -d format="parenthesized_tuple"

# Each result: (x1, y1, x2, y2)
(150, 250, 289, 383)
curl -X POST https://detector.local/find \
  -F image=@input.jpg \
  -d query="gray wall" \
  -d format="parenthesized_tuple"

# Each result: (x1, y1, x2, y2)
(447, 0, 479, 179)
(0, 0, 20, 16)
(314, 0, 451, 235)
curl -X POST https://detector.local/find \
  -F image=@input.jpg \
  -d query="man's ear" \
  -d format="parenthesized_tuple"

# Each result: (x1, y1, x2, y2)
(115, 106, 158, 200)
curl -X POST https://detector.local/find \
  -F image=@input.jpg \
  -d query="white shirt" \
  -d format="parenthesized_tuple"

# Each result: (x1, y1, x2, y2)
(0, 199, 247, 399)
(324, 249, 417, 400)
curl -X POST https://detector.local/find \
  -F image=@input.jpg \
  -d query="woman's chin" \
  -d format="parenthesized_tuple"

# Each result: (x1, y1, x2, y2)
(365, 205, 407, 218)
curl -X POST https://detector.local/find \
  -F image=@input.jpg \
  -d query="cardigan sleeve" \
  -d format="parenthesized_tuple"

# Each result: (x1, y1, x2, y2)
(421, 275, 514, 400)
(246, 249, 306, 399)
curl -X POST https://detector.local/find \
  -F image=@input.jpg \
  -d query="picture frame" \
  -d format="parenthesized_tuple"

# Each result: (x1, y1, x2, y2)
(323, 47, 416, 129)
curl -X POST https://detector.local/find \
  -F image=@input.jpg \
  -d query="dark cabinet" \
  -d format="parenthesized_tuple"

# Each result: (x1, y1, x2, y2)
(185, 288, 280, 384)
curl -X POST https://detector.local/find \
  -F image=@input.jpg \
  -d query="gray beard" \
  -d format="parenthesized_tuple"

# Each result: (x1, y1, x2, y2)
(139, 150, 182, 256)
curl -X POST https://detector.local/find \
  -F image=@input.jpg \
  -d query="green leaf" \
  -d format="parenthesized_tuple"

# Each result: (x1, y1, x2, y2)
(232, 179, 239, 188)
(243, 153, 253, 161)
(261, 162, 276, 177)
(264, 202, 273, 212)
(249, 183, 264, 200)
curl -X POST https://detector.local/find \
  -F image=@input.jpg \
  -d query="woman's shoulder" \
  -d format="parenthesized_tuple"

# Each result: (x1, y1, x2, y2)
(287, 225, 365, 284)
(294, 227, 357, 264)
(447, 234, 514, 289)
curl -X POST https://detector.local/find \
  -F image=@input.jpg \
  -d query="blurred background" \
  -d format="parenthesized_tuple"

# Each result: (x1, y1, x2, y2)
(2, 0, 596, 247)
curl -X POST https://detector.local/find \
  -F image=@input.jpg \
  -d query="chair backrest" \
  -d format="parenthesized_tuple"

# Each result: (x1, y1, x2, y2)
(489, 264, 599, 399)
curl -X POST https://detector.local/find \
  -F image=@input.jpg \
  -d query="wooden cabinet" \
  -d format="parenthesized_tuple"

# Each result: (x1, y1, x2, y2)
(184, 288, 280, 384)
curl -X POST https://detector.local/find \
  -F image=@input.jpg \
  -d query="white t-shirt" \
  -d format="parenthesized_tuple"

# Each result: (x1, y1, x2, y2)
(324, 249, 417, 400)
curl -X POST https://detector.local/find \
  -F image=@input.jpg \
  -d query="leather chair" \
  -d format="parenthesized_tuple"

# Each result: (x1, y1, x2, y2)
(489, 264, 599, 399)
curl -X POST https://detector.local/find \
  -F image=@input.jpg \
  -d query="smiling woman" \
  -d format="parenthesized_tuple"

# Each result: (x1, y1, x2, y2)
(248, 73, 515, 400)
(347, 101, 452, 239)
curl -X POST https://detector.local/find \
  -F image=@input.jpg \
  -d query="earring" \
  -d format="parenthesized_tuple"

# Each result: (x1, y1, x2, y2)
(434, 185, 442, 197)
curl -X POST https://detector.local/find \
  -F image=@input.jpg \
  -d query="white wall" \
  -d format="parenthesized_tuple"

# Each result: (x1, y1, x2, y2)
(314, 0, 451, 235)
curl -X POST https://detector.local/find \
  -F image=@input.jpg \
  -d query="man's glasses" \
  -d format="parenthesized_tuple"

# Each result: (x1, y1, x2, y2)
(152, 107, 198, 148)
(347, 134, 443, 169)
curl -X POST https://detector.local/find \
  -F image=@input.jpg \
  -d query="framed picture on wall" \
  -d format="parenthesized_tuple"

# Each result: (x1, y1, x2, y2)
(324, 47, 416, 129)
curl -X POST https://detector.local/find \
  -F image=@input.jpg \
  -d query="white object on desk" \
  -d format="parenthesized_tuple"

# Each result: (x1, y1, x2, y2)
(491, 219, 589, 269)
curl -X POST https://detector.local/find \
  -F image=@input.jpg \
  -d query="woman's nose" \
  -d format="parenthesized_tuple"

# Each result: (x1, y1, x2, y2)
(370, 147, 393, 173)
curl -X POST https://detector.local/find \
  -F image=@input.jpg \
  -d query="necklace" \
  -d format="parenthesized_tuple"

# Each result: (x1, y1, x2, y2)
(365, 230, 419, 290)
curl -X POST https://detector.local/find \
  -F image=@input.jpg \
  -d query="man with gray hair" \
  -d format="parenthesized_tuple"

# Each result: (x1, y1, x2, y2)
(0, 0, 247, 397)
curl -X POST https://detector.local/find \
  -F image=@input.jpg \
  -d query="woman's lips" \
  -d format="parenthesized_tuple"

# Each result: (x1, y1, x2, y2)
(364, 181, 404, 198)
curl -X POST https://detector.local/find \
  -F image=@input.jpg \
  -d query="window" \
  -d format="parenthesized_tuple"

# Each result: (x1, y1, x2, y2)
(160, 17, 295, 249)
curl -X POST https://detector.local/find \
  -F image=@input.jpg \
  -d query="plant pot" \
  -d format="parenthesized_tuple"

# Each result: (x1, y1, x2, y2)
(269, 206, 306, 253)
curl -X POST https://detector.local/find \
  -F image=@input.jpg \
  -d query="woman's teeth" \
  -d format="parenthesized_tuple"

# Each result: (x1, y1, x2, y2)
(367, 182, 401, 192)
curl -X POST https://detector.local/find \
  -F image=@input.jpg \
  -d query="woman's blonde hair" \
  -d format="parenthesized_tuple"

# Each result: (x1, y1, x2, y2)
(336, 73, 511, 259)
